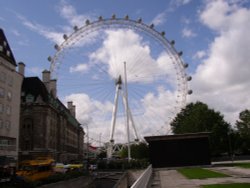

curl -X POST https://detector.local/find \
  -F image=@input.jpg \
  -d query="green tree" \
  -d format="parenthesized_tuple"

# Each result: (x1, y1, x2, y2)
(98, 150, 107, 159)
(236, 109, 250, 154)
(170, 101, 231, 156)
(119, 142, 149, 159)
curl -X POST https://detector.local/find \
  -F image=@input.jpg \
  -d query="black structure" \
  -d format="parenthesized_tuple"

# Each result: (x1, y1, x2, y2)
(145, 132, 211, 168)
(0, 28, 17, 65)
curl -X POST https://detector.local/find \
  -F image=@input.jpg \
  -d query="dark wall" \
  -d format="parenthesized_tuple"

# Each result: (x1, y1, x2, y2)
(148, 136, 210, 168)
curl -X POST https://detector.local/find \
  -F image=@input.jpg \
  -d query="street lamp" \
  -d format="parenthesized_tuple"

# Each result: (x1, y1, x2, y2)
(82, 123, 89, 170)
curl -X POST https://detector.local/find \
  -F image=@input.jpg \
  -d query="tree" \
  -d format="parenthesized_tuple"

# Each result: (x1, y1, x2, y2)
(170, 101, 231, 156)
(97, 150, 107, 159)
(119, 142, 149, 159)
(236, 109, 250, 154)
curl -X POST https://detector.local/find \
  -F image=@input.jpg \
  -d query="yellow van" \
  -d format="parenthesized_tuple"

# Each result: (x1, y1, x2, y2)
(16, 158, 55, 182)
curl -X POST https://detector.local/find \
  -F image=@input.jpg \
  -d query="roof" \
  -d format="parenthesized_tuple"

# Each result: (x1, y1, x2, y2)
(144, 132, 211, 142)
(22, 77, 80, 127)
(22, 77, 49, 102)
(0, 28, 17, 66)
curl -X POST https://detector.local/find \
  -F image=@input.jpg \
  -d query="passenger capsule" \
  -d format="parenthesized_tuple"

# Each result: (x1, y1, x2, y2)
(85, 20, 90, 25)
(73, 26, 78, 32)
(63, 34, 68, 40)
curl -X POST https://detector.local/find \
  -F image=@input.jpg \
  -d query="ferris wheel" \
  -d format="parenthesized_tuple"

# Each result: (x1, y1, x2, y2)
(48, 15, 192, 157)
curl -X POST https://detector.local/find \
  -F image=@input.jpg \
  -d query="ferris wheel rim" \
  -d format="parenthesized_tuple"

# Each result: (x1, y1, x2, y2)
(48, 15, 191, 137)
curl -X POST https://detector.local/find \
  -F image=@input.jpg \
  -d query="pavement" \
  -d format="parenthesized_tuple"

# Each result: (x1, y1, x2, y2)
(151, 161, 250, 188)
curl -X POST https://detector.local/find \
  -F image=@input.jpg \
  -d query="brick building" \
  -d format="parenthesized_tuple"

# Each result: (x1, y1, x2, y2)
(19, 70, 84, 163)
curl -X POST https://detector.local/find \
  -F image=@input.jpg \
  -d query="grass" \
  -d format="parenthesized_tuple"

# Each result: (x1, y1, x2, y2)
(202, 183, 250, 188)
(217, 162, 250, 169)
(234, 163, 250, 168)
(177, 168, 229, 179)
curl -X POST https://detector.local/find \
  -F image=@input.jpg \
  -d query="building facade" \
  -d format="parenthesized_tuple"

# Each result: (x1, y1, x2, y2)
(19, 71, 84, 163)
(0, 28, 24, 169)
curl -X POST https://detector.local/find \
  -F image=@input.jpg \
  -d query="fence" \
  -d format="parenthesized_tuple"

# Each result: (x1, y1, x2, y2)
(130, 164, 152, 188)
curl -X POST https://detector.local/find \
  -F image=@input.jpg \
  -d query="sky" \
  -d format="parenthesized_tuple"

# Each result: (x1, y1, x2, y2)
(1, 0, 250, 146)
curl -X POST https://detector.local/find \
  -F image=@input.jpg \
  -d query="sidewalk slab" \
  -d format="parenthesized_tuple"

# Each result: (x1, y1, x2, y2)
(192, 177, 250, 186)
(156, 166, 250, 187)
(210, 166, 250, 177)
(159, 170, 199, 188)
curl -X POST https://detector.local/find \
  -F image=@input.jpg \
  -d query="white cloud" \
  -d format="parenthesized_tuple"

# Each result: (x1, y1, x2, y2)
(191, 0, 250, 125)
(193, 50, 206, 59)
(151, 12, 167, 26)
(64, 92, 142, 144)
(57, 0, 94, 27)
(18, 15, 64, 44)
(17, 1, 95, 44)
(182, 28, 197, 38)
(69, 63, 89, 73)
(64, 93, 113, 123)
(11, 29, 20, 36)
(181, 17, 191, 25)
(152, 0, 192, 25)
(17, 40, 29, 46)
(10, 29, 30, 46)
(89, 29, 176, 84)
(169, 0, 192, 11)
(141, 88, 178, 134)
(26, 66, 43, 76)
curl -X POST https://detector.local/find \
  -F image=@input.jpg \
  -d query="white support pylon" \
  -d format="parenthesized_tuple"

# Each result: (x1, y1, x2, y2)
(121, 92, 139, 142)
(109, 83, 120, 142)
(108, 76, 122, 159)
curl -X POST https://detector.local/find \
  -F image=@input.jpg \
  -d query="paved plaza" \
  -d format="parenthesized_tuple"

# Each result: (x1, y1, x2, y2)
(151, 161, 250, 188)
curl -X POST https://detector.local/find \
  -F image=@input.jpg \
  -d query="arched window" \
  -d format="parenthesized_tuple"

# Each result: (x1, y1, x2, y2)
(22, 118, 34, 150)
(23, 118, 34, 131)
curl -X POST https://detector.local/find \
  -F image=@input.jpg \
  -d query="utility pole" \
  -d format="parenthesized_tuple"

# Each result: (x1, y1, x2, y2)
(83, 124, 89, 170)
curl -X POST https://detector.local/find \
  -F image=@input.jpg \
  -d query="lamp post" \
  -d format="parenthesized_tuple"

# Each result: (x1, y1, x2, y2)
(124, 62, 131, 161)
(99, 133, 102, 148)
(83, 123, 89, 170)
(228, 130, 234, 162)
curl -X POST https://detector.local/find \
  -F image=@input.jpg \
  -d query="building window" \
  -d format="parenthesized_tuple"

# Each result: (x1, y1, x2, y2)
(0, 45, 3, 52)
(0, 119, 3, 129)
(5, 121, 10, 129)
(3, 41, 7, 47)
(8, 76, 13, 86)
(0, 139, 8, 145)
(0, 72, 6, 83)
(23, 119, 33, 131)
(0, 87, 4, 97)
(0, 103, 3, 114)
(6, 50, 10, 57)
(26, 94, 34, 103)
(0, 137, 16, 151)
(25, 140, 31, 150)
(7, 91, 12, 101)
(6, 105, 11, 115)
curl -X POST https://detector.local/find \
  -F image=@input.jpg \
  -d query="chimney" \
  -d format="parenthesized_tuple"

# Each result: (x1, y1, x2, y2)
(67, 101, 73, 109)
(72, 105, 76, 117)
(50, 79, 57, 97)
(67, 101, 76, 117)
(18, 62, 25, 76)
(42, 70, 50, 91)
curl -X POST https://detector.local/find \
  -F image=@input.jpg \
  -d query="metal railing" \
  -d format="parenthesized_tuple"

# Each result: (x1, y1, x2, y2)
(130, 164, 152, 188)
